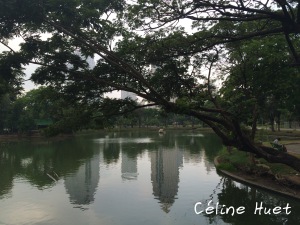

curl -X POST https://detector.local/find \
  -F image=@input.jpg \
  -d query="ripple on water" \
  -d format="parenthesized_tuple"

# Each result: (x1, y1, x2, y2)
(94, 137, 154, 144)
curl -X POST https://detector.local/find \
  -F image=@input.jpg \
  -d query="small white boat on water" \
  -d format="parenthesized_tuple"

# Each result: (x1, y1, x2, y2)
(158, 129, 165, 134)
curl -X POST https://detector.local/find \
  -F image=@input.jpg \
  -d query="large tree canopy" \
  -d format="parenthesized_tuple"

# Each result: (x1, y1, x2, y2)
(1, 0, 300, 171)
(220, 34, 299, 138)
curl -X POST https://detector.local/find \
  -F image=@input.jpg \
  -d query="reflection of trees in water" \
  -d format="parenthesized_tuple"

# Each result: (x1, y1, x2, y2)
(159, 132, 222, 173)
(102, 131, 222, 162)
(0, 131, 223, 203)
(107, 131, 222, 176)
(0, 138, 97, 197)
(121, 144, 144, 159)
(98, 132, 150, 164)
(99, 131, 157, 164)
(160, 132, 222, 160)
(102, 142, 120, 164)
(0, 138, 102, 208)
(200, 134, 223, 161)
(204, 177, 300, 225)
(0, 149, 14, 198)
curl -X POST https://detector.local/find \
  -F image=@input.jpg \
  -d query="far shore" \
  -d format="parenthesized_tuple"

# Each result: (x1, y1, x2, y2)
(2, 127, 300, 147)
(0, 126, 213, 143)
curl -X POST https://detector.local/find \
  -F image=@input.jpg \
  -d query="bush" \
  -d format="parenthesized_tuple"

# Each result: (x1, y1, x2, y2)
(217, 162, 237, 172)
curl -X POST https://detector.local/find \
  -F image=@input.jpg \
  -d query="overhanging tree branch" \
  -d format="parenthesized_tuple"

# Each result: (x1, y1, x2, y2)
(44, 19, 171, 106)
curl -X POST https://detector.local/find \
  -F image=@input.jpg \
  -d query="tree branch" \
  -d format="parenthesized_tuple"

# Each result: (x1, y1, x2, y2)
(0, 41, 16, 53)
(283, 32, 300, 65)
(92, 103, 158, 118)
(44, 19, 170, 106)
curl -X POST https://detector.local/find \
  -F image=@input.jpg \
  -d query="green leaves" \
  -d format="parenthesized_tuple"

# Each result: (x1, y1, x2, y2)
(220, 31, 300, 130)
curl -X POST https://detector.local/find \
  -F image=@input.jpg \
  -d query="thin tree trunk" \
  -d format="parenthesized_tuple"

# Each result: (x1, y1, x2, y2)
(270, 117, 275, 132)
(250, 104, 258, 140)
(277, 113, 281, 131)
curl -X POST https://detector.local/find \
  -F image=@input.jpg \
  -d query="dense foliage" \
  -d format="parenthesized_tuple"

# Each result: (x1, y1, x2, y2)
(1, 0, 300, 170)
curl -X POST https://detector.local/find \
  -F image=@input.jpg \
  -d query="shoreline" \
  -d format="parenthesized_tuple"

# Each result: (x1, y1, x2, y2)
(0, 127, 213, 143)
(214, 156, 300, 200)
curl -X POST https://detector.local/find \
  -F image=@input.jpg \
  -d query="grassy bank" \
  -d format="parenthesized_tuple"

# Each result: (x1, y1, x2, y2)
(256, 128, 300, 142)
(216, 147, 300, 187)
(217, 148, 298, 174)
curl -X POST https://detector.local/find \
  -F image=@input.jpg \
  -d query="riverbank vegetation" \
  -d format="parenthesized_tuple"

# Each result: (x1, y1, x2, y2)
(217, 147, 300, 188)
(1, 1, 300, 171)
(0, 87, 203, 136)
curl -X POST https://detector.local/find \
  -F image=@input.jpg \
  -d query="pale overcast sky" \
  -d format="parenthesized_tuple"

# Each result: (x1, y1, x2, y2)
(23, 64, 39, 92)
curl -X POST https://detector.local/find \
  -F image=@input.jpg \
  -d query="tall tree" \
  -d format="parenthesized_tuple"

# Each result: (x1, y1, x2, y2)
(220, 35, 299, 137)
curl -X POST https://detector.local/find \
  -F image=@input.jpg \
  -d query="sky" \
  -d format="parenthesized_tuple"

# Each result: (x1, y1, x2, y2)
(23, 64, 39, 91)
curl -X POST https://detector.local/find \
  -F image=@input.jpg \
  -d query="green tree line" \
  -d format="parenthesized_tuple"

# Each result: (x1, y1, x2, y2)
(0, 86, 202, 134)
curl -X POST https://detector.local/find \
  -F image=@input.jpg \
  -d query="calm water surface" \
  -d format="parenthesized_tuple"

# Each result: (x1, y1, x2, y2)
(0, 131, 299, 225)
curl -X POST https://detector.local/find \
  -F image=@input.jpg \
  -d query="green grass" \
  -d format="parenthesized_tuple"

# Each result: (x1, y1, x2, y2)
(216, 162, 237, 172)
(217, 147, 299, 176)
(218, 147, 251, 166)
(256, 128, 300, 145)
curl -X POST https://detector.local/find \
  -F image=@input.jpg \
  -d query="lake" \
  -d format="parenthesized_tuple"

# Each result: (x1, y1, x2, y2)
(0, 131, 299, 225)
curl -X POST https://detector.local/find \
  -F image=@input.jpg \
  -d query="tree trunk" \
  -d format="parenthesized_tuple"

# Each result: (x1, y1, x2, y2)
(270, 117, 275, 132)
(250, 103, 258, 140)
(235, 135, 300, 172)
(276, 112, 281, 131)
(198, 111, 300, 172)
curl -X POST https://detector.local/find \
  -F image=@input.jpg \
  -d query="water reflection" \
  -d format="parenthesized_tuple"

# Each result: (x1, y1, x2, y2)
(1, 131, 299, 225)
(0, 150, 13, 198)
(64, 153, 100, 205)
(0, 138, 96, 195)
(150, 142, 183, 213)
(121, 151, 138, 180)
(102, 142, 120, 165)
(204, 176, 300, 225)
(0, 132, 223, 207)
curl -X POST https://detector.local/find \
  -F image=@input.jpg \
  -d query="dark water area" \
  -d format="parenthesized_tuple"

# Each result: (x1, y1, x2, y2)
(0, 131, 299, 225)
